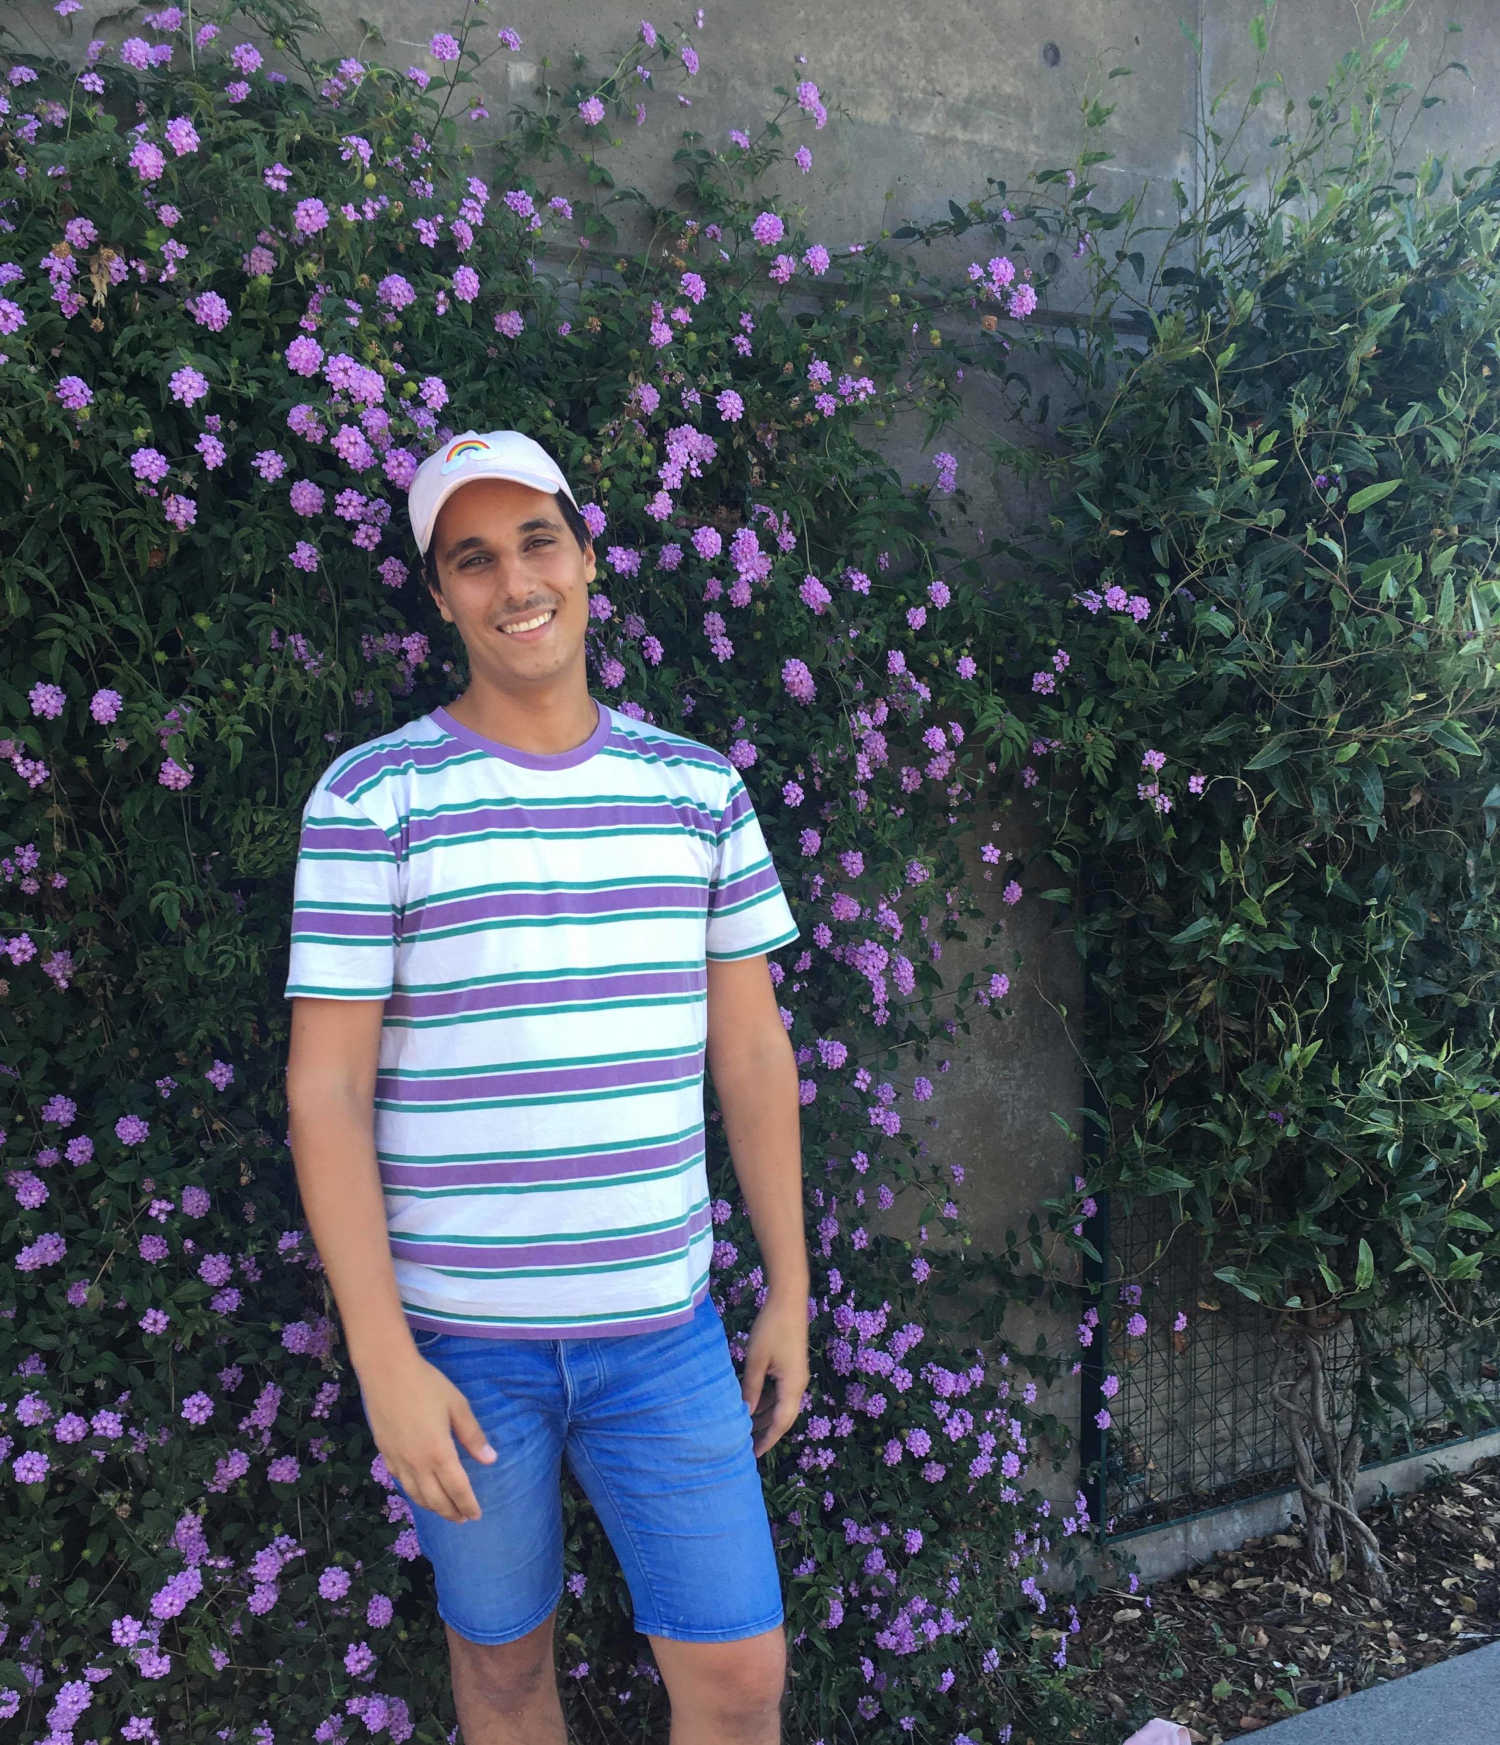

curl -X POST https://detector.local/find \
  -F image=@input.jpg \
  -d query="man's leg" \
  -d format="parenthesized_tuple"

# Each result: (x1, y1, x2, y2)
(649, 1627, 787, 1745)
(447, 1612, 567, 1745)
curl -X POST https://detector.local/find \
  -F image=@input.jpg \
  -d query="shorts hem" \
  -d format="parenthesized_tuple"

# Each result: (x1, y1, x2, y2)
(437, 1584, 563, 1648)
(634, 1607, 785, 1644)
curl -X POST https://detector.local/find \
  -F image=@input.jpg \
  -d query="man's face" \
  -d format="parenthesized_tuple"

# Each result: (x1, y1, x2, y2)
(426, 477, 596, 695)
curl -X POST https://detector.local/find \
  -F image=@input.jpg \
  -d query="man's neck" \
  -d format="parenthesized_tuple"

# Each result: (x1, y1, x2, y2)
(443, 685, 600, 757)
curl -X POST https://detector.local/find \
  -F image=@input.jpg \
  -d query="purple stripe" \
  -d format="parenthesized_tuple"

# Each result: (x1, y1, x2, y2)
(385, 966, 706, 1022)
(380, 1127, 705, 1189)
(720, 784, 754, 830)
(376, 1049, 702, 1104)
(607, 726, 729, 771)
(391, 1208, 711, 1271)
(404, 1286, 708, 1342)
(406, 883, 708, 935)
(302, 822, 395, 855)
(328, 736, 463, 799)
(711, 863, 781, 911)
(293, 908, 393, 939)
(407, 800, 718, 846)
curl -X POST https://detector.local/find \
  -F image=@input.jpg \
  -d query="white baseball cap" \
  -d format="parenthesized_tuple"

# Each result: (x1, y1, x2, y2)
(407, 429, 579, 557)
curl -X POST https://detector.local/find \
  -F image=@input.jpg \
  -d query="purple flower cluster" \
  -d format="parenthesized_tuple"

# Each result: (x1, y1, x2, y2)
(0, 18, 1069, 1745)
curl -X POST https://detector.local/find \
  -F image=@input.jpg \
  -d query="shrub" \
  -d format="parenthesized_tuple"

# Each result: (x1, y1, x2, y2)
(962, 7, 1500, 1590)
(0, 6, 1094, 1741)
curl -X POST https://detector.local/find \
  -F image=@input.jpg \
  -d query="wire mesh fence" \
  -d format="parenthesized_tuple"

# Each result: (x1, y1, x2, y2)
(1087, 1194, 1500, 1537)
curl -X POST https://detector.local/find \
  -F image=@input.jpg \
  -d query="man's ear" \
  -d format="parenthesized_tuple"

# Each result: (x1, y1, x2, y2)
(583, 542, 597, 584)
(427, 575, 452, 624)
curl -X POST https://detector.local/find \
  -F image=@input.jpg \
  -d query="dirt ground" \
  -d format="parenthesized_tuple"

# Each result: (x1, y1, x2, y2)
(1072, 1454, 1500, 1743)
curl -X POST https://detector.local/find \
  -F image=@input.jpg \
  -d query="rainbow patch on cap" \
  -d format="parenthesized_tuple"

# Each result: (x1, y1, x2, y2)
(440, 437, 491, 473)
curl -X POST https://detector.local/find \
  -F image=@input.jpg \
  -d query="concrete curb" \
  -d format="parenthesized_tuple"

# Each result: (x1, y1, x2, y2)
(1109, 1430, 1500, 1586)
(1248, 1640, 1500, 1741)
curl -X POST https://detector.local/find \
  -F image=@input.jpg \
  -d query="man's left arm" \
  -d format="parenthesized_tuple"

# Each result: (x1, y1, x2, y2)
(705, 953, 809, 1456)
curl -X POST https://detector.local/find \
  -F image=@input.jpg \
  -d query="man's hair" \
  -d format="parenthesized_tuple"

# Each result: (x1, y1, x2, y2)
(423, 489, 592, 594)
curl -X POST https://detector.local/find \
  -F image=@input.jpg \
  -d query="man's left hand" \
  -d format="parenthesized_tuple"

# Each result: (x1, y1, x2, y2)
(739, 1289, 810, 1457)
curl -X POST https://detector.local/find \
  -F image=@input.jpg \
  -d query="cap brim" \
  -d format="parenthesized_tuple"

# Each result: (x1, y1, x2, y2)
(417, 466, 577, 556)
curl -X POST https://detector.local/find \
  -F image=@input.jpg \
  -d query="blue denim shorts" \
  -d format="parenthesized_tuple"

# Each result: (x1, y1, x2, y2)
(389, 1295, 784, 1645)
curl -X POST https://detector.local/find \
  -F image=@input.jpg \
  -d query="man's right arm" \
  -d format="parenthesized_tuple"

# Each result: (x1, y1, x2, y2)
(286, 996, 497, 1521)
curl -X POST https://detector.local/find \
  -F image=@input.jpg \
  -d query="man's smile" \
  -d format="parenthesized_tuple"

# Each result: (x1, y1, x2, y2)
(496, 608, 557, 639)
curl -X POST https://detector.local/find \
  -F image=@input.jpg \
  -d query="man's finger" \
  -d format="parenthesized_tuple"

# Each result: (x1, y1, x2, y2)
(740, 1346, 770, 1414)
(449, 1388, 497, 1466)
(405, 1458, 477, 1523)
(400, 1468, 449, 1521)
(432, 1455, 483, 1523)
(390, 1449, 478, 1524)
(754, 1389, 802, 1456)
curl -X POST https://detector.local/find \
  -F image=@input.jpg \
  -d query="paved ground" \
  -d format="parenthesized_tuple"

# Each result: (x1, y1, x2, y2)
(1248, 1641, 1500, 1742)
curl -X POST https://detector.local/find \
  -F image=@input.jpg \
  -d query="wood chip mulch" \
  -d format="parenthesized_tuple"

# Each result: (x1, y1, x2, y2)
(1071, 1455, 1500, 1743)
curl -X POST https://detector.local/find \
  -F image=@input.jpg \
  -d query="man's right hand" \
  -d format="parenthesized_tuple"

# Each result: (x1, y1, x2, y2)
(362, 1353, 498, 1524)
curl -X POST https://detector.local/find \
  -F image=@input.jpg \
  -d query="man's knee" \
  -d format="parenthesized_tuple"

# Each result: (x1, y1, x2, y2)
(657, 1626, 787, 1726)
(447, 1615, 557, 1712)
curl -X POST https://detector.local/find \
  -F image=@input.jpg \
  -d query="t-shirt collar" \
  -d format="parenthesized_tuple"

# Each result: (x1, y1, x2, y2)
(430, 701, 610, 770)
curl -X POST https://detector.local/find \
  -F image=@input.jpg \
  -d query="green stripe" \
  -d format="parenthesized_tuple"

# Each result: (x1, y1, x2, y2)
(407, 824, 715, 855)
(402, 1269, 711, 1327)
(382, 1043, 692, 1080)
(299, 847, 398, 863)
(374, 1074, 702, 1113)
(712, 888, 783, 922)
(720, 809, 755, 842)
(426, 1237, 708, 1281)
(285, 983, 392, 998)
(344, 747, 490, 804)
(406, 875, 709, 911)
(294, 899, 395, 914)
(707, 927, 799, 963)
(291, 932, 392, 947)
(384, 1155, 704, 1198)
(383, 992, 705, 1028)
(324, 733, 442, 785)
(719, 851, 772, 879)
(394, 959, 702, 994)
(398, 1199, 709, 1247)
(600, 743, 725, 775)
(378, 1122, 704, 1165)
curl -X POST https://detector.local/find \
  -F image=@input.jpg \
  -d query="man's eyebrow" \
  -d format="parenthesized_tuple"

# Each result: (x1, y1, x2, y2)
(440, 518, 562, 561)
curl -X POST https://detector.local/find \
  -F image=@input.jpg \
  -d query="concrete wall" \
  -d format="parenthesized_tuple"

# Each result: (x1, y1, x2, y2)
(19, 0, 1500, 1543)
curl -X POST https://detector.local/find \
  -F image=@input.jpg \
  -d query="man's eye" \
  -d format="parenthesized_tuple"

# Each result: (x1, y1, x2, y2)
(460, 553, 489, 568)
(527, 538, 554, 551)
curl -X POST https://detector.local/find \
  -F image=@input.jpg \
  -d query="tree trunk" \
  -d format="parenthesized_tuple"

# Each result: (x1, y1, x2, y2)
(1270, 1315, 1389, 1599)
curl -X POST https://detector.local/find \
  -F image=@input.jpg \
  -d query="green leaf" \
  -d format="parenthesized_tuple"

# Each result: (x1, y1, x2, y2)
(1245, 735, 1296, 770)
(1346, 478, 1401, 514)
(1169, 916, 1218, 945)
(1429, 720, 1480, 756)
(1352, 762, 1385, 820)
(1355, 1239, 1375, 1291)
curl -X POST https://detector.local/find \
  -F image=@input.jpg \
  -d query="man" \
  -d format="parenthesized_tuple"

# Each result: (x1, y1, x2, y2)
(283, 430, 809, 1745)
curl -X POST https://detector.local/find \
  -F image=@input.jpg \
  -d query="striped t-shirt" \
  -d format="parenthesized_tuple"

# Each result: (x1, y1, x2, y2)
(284, 702, 798, 1339)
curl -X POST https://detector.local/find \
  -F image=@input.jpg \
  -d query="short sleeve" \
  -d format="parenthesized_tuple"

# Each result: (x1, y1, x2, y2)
(284, 782, 400, 1001)
(706, 774, 799, 962)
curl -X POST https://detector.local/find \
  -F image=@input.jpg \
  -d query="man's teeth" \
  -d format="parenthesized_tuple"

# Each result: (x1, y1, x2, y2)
(500, 611, 554, 634)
